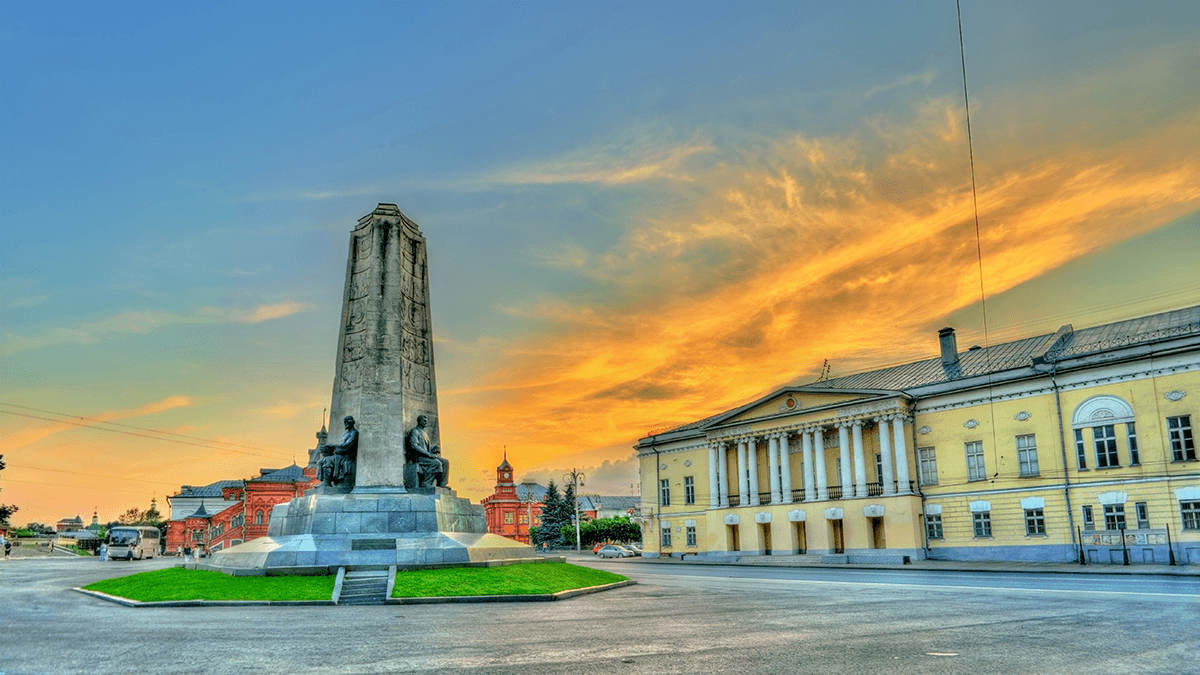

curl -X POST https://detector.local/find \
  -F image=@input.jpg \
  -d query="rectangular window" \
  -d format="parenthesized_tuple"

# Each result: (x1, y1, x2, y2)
(518, 513, 528, 525)
(503, 512, 513, 524)
(661, 527, 672, 548)
(1024, 508, 1046, 535)
(684, 476, 695, 505)
(1127, 422, 1140, 465)
(973, 511, 992, 537)
(1135, 502, 1149, 530)
(686, 525, 697, 547)
(659, 479, 670, 506)
(1093, 425, 1119, 468)
(1082, 505, 1094, 530)
(1104, 504, 1126, 531)
(925, 514, 943, 540)
(918, 447, 938, 485)
(1075, 429, 1087, 469)
(965, 441, 986, 481)
(1016, 434, 1039, 477)
(1182, 501, 1200, 530)
(874, 453, 883, 485)
(1168, 416, 1197, 461)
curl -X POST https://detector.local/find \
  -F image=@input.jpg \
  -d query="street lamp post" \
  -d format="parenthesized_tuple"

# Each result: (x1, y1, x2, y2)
(564, 468, 585, 551)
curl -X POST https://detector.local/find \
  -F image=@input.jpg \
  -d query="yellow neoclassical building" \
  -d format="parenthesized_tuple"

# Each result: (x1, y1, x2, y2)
(636, 305, 1200, 565)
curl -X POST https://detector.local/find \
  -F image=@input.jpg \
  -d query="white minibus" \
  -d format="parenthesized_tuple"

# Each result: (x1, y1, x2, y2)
(107, 526, 160, 561)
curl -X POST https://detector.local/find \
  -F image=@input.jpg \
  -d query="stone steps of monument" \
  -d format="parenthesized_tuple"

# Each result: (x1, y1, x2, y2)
(339, 571, 390, 605)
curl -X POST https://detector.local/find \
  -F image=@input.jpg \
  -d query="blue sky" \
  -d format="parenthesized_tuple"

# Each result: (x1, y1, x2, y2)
(2, 1, 1198, 524)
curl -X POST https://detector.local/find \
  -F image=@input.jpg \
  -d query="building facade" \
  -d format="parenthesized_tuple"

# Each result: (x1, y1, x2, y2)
(636, 306, 1200, 565)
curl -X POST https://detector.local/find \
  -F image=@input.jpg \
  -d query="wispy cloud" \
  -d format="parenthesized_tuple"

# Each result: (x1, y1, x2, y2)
(2, 302, 313, 354)
(481, 128, 713, 186)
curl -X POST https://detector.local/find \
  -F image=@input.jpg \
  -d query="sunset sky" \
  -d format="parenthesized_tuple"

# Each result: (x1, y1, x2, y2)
(2, 2, 1198, 526)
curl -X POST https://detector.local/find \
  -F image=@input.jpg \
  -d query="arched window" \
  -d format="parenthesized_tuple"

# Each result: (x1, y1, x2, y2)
(1071, 395, 1136, 470)
(255, 510, 264, 525)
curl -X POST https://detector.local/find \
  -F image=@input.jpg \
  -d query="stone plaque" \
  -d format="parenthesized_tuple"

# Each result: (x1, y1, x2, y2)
(351, 538, 397, 551)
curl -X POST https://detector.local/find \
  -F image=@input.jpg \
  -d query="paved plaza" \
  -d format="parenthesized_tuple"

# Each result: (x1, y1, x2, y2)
(1, 555, 1197, 675)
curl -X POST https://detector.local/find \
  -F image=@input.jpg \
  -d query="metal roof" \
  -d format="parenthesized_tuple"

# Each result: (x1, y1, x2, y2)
(248, 465, 308, 483)
(172, 480, 244, 498)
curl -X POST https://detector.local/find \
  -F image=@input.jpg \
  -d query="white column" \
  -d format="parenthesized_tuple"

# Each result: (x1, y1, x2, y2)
(736, 441, 748, 506)
(802, 430, 816, 502)
(852, 420, 867, 498)
(747, 437, 761, 506)
(893, 415, 912, 494)
(718, 443, 730, 507)
(814, 428, 829, 500)
(780, 434, 794, 504)
(768, 435, 782, 504)
(708, 445, 720, 508)
(877, 417, 896, 496)
(838, 423, 852, 499)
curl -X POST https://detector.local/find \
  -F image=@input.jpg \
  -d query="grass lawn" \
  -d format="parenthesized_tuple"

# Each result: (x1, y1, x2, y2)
(83, 568, 335, 602)
(392, 561, 626, 598)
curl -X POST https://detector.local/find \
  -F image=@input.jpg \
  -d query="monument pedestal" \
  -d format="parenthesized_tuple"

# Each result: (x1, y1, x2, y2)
(209, 488, 537, 575)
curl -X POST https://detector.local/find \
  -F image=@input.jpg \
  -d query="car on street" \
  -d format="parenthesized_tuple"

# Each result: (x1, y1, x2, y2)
(597, 545, 633, 558)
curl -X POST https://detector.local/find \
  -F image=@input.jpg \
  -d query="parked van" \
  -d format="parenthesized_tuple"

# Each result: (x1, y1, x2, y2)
(107, 526, 160, 561)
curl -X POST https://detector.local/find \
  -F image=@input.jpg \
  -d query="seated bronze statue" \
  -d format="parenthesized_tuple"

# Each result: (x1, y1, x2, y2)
(405, 414, 448, 488)
(317, 415, 358, 491)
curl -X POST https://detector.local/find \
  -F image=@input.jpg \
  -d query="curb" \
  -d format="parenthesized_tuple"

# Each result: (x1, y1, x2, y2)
(387, 579, 637, 604)
(72, 587, 336, 607)
(623, 556, 1200, 577)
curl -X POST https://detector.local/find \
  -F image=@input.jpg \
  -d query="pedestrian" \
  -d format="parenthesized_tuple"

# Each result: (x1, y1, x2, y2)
(99, 542, 108, 561)
(1, 536, 9, 559)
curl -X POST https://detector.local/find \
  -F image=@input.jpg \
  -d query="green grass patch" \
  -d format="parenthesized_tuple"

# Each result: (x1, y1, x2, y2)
(392, 561, 626, 598)
(83, 568, 335, 602)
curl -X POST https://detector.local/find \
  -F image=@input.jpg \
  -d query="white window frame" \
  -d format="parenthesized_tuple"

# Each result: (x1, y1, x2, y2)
(965, 441, 986, 482)
(918, 447, 937, 486)
(1016, 434, 1039, 477)
(686, 525, 697, 547)
(1103, 503, 1126, 531)
(661, 526, 672, 548)
(1181, 501, 1200, 530)
(1135, 502, 1149, 530)
(659, 479, 670, 506)
(973, 511, 992, 538)
(1024, 508, 1046, 535)
(925, 513, 943, 540)
(1168, 416, 1196, 461)
(684, 476, 695, 505)
(1093, 424, 1119, 468)
(1082, 505, 1094, 530)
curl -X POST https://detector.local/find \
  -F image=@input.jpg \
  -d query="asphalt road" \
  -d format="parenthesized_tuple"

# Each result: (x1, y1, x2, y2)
(1, 556, 1197, 675)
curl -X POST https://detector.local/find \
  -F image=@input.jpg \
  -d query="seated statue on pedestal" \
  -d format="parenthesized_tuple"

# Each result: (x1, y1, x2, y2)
(405, 414, 449, 488)
(317, 415, 358, 491)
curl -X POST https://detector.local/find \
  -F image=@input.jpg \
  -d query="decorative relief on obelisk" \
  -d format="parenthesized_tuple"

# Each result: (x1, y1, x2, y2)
(328, 204, 441, 491)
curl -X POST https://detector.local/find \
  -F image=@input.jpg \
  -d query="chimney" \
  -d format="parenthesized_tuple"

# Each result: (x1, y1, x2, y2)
(938, 327, 962, 378)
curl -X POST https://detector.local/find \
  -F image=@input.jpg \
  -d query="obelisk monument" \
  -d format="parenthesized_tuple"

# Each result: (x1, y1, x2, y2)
(329, 204, 440, 490)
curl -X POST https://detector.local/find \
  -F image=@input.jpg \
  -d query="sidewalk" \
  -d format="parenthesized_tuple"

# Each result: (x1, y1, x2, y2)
(563, 549, 1200, 577)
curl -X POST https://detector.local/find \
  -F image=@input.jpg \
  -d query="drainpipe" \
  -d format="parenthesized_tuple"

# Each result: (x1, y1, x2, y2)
(1051, 368, 1079, 556)
(908, 395, 930, 554)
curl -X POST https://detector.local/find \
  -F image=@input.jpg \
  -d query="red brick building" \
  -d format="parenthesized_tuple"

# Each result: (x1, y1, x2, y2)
(480, 455, 544, 544)
(166, 464, 318, 555)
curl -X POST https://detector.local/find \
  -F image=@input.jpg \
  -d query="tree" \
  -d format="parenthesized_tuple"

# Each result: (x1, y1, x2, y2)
(0, 454, 17, 525)
(117, 507, 144, 525)
(536, 481, 566, 547)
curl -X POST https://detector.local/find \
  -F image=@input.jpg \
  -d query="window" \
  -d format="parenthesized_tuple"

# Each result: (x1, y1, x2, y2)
(659, 479, 670, 506)
(973, 511, 992, 537)
(965, 442, 986, 481)
(684, 476, 695, 505)
(1024, 508, 1046, 535)
(503, 512, 513, 524)
(1093, 425, 1119, 468)
(255, 510, 264, 525)
(1082, 505, 1094, 530)
(1074, 429, 1087, 469)
(533, 516, 541, 526)
(1168, 416, 1196, 461)
(661, 527, 672, 548)
(874, 453, 883, 485)
(1104, 504, 1126, 531)
(925, 514, 943, 540)
(1182, 501, 1200, 530)
(518, 513, 528, 525)
(1135, 502, 1149, 530)
(1127, 423, 1140, 465)
(918, 447, 938, 485)
(1016, 434, 1039, 477)
(686, 525, 697, 547)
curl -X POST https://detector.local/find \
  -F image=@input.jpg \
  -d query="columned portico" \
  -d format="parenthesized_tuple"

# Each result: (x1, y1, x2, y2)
(708, 444, 720, 508)
(852, 420, 867, 498)
(779, 434, 794, 503)
(892, 415, 912, 494)
(747, 437, 761, 506)
(737, 441, 748, 506)
(767, 435, 782, 504)
(877, 416, 896, 495)
(802, 429, 817, 501)
(718, 443, 730, 507)
(814, 428, 829, 500)
(838, 424, 852, 498)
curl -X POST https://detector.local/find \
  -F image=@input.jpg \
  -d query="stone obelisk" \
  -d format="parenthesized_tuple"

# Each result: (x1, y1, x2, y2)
(329, 204, 439, 490)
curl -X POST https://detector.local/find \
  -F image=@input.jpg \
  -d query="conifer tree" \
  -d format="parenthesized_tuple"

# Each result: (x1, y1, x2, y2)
(537, 481, 564, 546)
